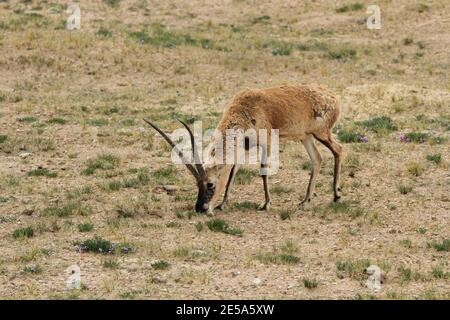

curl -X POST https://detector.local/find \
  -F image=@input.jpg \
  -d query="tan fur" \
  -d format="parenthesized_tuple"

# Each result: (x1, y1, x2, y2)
(206, 84, 343, 212)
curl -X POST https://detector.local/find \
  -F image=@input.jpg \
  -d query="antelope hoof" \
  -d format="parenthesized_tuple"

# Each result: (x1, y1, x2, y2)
(333, 195, 341, 202)
(258, 202, 271, 211)
(298, 198, 311, 209)
(215, 203, 225, 211)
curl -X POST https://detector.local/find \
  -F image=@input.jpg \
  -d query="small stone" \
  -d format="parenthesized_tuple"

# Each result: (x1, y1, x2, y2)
(231, 271, 241, 277)
(19, 152, 32, 159)
(151, 276, 167, 284)
(253, 277, 262, 285)
(162, 185, 179, 194)
(21, 209, 34, 216)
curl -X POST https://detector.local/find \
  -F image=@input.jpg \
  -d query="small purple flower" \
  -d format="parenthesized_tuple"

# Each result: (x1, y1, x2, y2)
(399, 134, 409, 143)
(357, 134, 369, 143)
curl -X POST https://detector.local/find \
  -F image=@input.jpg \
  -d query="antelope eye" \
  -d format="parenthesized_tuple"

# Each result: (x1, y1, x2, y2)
(206, 182, 215, 189)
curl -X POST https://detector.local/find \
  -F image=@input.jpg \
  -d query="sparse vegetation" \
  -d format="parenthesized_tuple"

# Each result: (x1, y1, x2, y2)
(13, 227, 34, 239)
(206, 218, 243, 236)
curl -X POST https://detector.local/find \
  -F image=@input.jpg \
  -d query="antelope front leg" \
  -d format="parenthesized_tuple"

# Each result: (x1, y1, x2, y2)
(299, 135, 322, 209)
(258, 163, 271, 211)
(215, 165, 240, 211)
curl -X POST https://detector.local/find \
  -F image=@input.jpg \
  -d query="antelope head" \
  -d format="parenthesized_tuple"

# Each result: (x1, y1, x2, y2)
(144, 119, 230, 213)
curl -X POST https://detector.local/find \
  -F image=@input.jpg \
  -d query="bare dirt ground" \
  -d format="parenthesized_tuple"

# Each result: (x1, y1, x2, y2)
(0, 0, 449, 299)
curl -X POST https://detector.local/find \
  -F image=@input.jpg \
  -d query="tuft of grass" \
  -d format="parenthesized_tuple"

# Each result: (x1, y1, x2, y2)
(328, 47, 357, 60)
(336, 259, 370, 280)
(41, 201, 91, 217)
(151, 166, 178, 184)
(235, 168, 257, 184)
(103, 0, 121, 8)
(336, 2, 364, 13)
(402, 132, 429, 143)
(0, 134, 8, 143)
(77, 223, 94, 232)
(269, 41, 292, 56)
(206, 218, 243, 236)
(399, 184, 413, 195)
(83, 154, 119, 175)
(13, 226, 34, 239)
(399, 239, 412, 248)
(103, 258, 119, 269)
(85, 118, 108, 126)
(17, 116, 38, 123)
(74, 236, 132, 254)
(356, 116, 397, 135)
(151, 260, 169, 270)
(47, 117, 67, 125)
(233, 201, 259, 210)
(428, 238, 450, 252)
(195, 222, 203, 232)
(97, 27, 112, 37)
(302, 278, 319, 289)
(279, 209, 293, 221)
(301, 161, 312, 171)
(255, 241, 300, 265)
(406, 162, 423, 177)
(337, 129, 366, 143)
(430, 266, 450, 279)
(398, 266, 421, 283)
(252, 15, 271, 24)
(27, 168, 57, 178)
(22, 264, 42, 274)
(426, 154, 441, 164)
(271, 185, 293, 194)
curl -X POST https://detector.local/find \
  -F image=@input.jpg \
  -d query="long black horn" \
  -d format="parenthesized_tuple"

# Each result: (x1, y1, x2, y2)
(143, 119, 201, 182)
(176, 118, 206, 181)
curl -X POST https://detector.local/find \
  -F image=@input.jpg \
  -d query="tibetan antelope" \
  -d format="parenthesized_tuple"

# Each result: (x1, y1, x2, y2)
(145, 84, 343, 214)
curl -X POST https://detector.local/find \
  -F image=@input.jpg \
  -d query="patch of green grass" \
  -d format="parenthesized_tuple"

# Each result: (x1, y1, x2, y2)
(279, 209, 294, 221)
(97, 27, 112, 37)
(67, 186, 92, 200)
(252, 15, 271, 24)
(47, 117, 67, 125)
(302, 278, 319, 289)
(103, 0, 121, 8)
(337, 129, 366, 143)
(85, 118, 108, 126)
(399, 184, 413, 195)
(166, 221, 181, 228)
(103, 258, 119, 269)
(428, 238, 450, 252)
(297, 39, 329, 52)
(206, 218, 243, 236)
(195, 222, 203, 232)
(151, 166, 178, 184)
(271, 185, 293, 194)
(83, 154, 119, 175)
(151, 260, 169, 270)
(403, 132, 429, 143)
(336, 259, 370, 280)
(269, 41, 292, 56)
(416, 227, 427, 234)
(235, 168, 258, 184)
(13, 227, 34, 239)
(328, 47, 357, 60)
(356, 116, 397, 135)
(399, 239, 412, 248)
(22, 264, 42, 274)
(255, 241, 300, 265)
(398, 266, 421, 283)
(300, 161, 312, 171)
(74, 236, 132, 254)
(77, 223, 94, 232)
(406, 162, 423, 176)
(41, 202, 91, 217)
(17, 116, 38, 123)
(27, 168, 57, 178)
(0, 134, 7, 143)
(430, 266, 450, 279)
(336, 2, 364, 13)
(233, 201, 259, 210)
